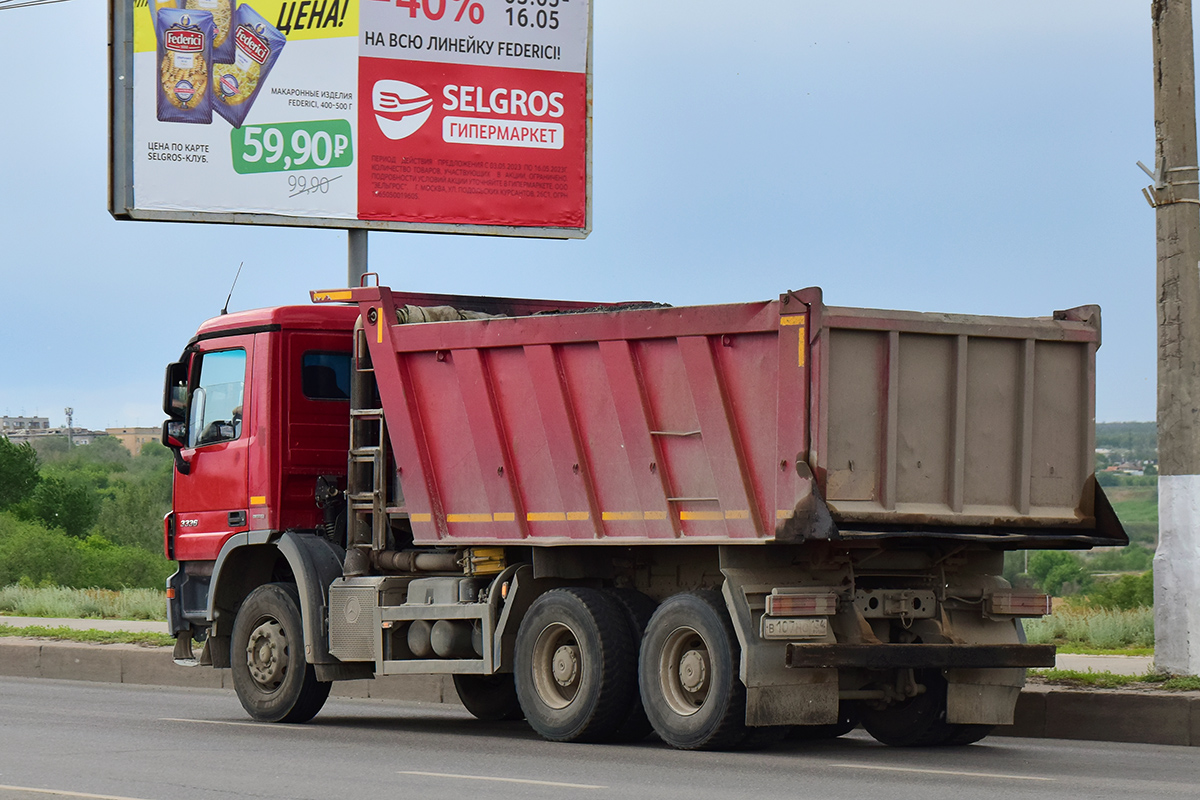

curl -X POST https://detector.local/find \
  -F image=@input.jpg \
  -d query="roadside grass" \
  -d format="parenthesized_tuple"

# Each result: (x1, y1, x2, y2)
(0, 585, 165, 621)
(1055, 645, 1155, 657)
(1107, 496, 1158, 524)
(1024, 606, 1153, 650)
(0, 624, 173, 648)
(1032, 668, 1200, 692)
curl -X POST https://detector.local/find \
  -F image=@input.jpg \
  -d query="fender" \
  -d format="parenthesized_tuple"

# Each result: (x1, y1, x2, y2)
(208, 531, 346, 665)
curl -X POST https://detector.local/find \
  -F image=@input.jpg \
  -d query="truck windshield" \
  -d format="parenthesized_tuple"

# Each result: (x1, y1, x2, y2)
(189, 349, 246, 448)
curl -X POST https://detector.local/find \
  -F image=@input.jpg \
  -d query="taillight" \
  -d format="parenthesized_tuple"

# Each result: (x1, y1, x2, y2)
(986, 591, 1051, 617)
(765, 591, 839, 617)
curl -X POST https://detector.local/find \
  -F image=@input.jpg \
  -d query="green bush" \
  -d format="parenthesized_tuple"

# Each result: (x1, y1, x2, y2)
(12, 473, 101, 538)
(0, 512, 172, 590)
(92, 471, 171, 551)
(1024, 606, 1154, 649)
(1084, 570, 1154, 611)
(0, 584, 165, 619)
(1028, 550, 1090, 596)
(0, 438, 39, 510)
(1086, 545, 1154, 573)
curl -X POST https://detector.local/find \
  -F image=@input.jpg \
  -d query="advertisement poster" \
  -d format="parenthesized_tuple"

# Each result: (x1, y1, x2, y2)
(122, 0, 591, 236)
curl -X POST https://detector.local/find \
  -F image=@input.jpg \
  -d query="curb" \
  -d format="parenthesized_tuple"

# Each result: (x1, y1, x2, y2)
(1000, 684, 1200, 747)
(3, 637, 1198, 747)
(0, 638, 454, 704)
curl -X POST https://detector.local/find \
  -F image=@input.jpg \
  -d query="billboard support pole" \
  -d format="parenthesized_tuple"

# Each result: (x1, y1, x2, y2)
(1152, 0, 1200, 677)
(348, 229, 368, 288)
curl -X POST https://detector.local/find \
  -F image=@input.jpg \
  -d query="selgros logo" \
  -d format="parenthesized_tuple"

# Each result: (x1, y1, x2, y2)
(372, 80, 433, 141)
(165, 28, 204, 53)
(235, 25, 269, 64)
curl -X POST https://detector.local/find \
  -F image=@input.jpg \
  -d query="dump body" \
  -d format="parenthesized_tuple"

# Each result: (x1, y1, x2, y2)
(335, 285, 1121, 548)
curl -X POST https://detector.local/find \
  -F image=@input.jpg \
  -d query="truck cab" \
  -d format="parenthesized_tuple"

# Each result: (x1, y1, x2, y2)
(162, 304, 360, 640)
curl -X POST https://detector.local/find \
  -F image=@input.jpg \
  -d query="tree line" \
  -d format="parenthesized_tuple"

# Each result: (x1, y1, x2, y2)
(0, 435, 172, 590)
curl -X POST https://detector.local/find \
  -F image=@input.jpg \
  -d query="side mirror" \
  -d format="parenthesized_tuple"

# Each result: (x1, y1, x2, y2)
(163, 420, 187, 449)
(162, 420, 191, 475)
(163, 361, 189, 419)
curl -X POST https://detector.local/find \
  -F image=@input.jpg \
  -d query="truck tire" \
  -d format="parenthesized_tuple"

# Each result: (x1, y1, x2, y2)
(788, 704, 859, 740)
(605, 588, 658, 742)
(230, 583, 331, 723)
(453, 674, 524, 721)
(860, 669, 955, 747)
(639, 590, 749, 750)
(514, 588, 637, 743)
(942, 724, 995, 746)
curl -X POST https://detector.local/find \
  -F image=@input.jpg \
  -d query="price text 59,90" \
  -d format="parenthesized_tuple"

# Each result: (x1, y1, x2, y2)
(231, 120, 354, 175)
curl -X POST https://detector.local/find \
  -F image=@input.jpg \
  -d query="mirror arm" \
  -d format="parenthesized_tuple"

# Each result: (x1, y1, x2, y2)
(171, 447, 191, 476)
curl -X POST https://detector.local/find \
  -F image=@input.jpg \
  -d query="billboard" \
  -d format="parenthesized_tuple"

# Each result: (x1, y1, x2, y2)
(109, 0, 592, 238)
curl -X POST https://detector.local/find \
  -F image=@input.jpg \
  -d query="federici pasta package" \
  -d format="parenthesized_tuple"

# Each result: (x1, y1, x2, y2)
(213, 5, 287, 129)
(156, 8, 215, 124)
(182, 0, 235, 63)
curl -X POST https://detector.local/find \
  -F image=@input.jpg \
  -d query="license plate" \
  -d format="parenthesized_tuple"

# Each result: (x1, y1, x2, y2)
(760, 616, 828, 640)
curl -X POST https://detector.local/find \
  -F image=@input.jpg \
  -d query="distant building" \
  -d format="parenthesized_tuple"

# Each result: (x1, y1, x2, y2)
(106, 427, 161, 455)
(4, 427, 103, 446)
(1, 415, 102, 446)
(1, 415, 50, 433)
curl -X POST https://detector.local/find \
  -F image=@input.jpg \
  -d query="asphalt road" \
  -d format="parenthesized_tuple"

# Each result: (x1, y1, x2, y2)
(0, 677, 1196, 800)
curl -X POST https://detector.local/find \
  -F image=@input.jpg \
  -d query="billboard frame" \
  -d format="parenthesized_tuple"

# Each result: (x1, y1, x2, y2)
(107, 0, 593, 240)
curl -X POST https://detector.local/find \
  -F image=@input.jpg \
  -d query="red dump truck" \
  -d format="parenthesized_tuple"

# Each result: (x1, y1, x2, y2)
(161, 282, 1125, 749)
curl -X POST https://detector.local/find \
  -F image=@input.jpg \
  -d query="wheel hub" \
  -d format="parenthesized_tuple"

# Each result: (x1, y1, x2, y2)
(246, 620, 287, 688)
(531, 622, 580, 710)
(678, 649, 708, 694)
(658, 627, 711, 716)
(552, 645, 580, 687)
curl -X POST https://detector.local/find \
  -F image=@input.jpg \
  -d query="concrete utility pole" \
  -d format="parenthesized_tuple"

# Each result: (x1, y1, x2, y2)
(1152, 0, 1200, 676)
(348, 229, 368, 288)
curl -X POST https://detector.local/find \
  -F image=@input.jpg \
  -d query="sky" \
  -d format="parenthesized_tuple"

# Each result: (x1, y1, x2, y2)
(0, 0, 1165, 430)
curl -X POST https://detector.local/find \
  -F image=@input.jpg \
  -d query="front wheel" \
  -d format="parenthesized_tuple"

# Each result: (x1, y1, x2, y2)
(230, 583, 331, 723)
(453, 674, 524, 721)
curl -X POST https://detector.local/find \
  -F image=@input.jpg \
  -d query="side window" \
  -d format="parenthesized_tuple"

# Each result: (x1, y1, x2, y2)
(302, 351, 351, 400)
(188, 349, 247, 448)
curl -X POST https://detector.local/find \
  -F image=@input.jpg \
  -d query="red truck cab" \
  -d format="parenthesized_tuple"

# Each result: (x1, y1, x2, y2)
(162, 304, 359, 634)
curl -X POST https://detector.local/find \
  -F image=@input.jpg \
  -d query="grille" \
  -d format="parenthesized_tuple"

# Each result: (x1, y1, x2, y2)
(329, 585, 378, 661)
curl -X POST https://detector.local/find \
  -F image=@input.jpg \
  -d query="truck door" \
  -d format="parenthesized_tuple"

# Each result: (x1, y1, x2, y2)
(173, 339, 252, 561)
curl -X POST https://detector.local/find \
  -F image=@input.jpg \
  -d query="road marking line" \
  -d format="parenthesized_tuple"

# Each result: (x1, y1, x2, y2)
(0, 784, 158, 800)
(397, 771, 606, 789)
(831, 764, 1054, 782)
(159, 717, 308, 730)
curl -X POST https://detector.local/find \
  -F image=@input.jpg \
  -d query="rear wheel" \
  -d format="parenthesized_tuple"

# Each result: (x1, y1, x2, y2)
(639, 590, 749, 750)
(788, 703, 859, 740)
(942, 723, 995, 746)
(860, 670, 956, 747)
(453, 674, 524, 721)
(230, 583, 331, 723)
(514, 588, 637, 742)
(606, 588, 658, 742)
